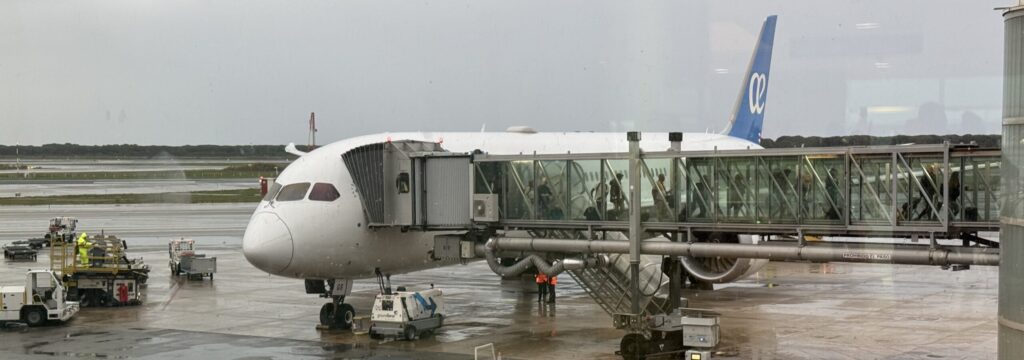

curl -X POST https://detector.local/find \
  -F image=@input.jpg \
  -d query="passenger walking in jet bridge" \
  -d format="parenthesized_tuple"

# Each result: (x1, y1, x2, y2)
(653, 174, 671, 220)
(825, 168, 841, 220)
(547, 275, 557, 303)
(727, 174, 747, 218)
(537, 177, 554, 218)
(535, 273, 548, 302)
(592, 181, 608, 216)
(691, 181, 709, 218)
(799, 171, 813, 218)
(75, 233, 91, 267)
(914, 164, 940, 220)
(949, 171, 962, 217)
(771, 169, 795, 219)
(610, 173, 625, 216)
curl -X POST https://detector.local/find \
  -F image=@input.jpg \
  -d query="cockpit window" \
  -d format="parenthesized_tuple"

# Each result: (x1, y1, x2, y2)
(276, 182, 311, 201)
(262, 182, 282, 202)
(309, 183, 341, 202)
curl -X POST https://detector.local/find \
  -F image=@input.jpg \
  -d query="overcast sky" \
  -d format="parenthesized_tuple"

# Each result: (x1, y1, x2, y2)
(0, 0, 1009, 145)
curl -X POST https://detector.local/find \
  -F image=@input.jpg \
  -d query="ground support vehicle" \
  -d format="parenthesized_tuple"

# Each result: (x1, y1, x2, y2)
(168, 238, 217, 280)
(368, 287, 445, 340)
(47, 218, 149, 307)
(13, 236, 51, 250)
(614, 309, 720, 360)
(3, 243, 37, 260)
(0, 270, 79, 326)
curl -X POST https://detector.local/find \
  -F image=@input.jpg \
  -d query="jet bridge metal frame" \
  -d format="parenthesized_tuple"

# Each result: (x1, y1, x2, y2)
(469, 143, 1000, 239)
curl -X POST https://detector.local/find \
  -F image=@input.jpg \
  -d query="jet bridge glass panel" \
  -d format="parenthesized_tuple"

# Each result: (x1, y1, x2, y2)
(503, 160, 535, 220)
(471, 144, 1000, 236)
(640, 158, 674, 222)
(603, 159, 631, 221)
(569, 160, 602, 221)
(536, 160, 568, 220)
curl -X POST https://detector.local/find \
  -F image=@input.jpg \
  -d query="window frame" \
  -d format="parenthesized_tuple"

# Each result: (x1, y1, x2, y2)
(308, 182, 341, 202)
(275, 182, 311, 202)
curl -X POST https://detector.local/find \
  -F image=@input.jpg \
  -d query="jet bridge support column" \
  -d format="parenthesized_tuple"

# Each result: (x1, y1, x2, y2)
(667, 132, 684, 310)
(1000, 4, 1024, 359)
(628, 131, 642, 316)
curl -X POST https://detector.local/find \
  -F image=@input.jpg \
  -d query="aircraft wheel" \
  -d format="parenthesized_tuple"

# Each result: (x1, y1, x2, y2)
(24, 308, 46, 327)
(404, 325, 417, 341)
(619, 333, 648, 360)
(320, 303, 355, 329)
(319, 303, 335, 326)
(336, 304, 355, 329)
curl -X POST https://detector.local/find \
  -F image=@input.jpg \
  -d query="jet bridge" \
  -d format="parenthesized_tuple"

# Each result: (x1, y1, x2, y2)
(343, 134, 1002, 357)
(345, 140, 1001, 237)
(470, 143, 1000, 238)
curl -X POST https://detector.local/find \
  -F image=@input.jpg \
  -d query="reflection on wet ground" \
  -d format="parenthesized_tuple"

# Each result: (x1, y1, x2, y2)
(1, 245, 996, 359)
(0, 204, 998, 359)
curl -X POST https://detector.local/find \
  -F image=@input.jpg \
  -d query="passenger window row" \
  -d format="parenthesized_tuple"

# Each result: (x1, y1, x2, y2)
(273, 182, 340, 202)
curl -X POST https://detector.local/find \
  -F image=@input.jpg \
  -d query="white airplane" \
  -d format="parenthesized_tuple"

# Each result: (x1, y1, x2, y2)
(243, 15, 778, 328)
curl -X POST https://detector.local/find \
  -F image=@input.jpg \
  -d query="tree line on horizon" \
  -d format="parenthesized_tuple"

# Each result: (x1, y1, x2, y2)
(0, 134, 1002, 157)
(760, 134, 1000, 148)
(0, 143, 310, 158)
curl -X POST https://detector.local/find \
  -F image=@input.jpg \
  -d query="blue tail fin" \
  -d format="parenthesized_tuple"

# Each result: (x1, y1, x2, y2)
(724, 15, 777, 144)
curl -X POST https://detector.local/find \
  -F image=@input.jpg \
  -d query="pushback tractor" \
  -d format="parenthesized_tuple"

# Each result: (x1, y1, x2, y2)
(368, 272, 445, 340)
(0, 270, 79, 327)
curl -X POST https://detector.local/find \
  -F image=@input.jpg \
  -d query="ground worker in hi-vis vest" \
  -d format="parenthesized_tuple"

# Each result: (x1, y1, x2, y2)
(76, 233, 91, 267)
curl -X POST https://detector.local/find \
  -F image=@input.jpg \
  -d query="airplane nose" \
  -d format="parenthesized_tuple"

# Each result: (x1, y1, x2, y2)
(243, 212, 294, 274)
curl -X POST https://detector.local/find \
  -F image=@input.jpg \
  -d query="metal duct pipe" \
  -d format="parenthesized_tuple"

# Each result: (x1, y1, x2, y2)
(481, 237, 1000, 266)
(481, 239, 603, 277)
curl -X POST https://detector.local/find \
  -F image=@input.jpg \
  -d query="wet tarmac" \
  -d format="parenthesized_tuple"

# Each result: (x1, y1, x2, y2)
(0, 204, 252, 240)
(0, 204, 999, 359)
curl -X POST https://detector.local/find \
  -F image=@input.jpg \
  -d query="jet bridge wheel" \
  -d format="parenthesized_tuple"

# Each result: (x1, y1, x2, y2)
(619, 333, 649, 360)
(320, 303, 355, 329)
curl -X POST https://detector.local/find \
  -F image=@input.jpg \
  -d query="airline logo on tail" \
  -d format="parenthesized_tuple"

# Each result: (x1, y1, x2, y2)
(748, 72, 768, 115)
(725, 15, 777, 144)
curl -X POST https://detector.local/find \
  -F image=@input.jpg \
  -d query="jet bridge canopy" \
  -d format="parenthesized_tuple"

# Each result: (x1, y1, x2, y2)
(342, 141, 472, 228)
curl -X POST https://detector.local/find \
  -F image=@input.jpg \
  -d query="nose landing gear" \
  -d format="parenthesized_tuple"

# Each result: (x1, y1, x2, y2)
(320, 298, 355, 329)
(307, 278, 356, 330)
